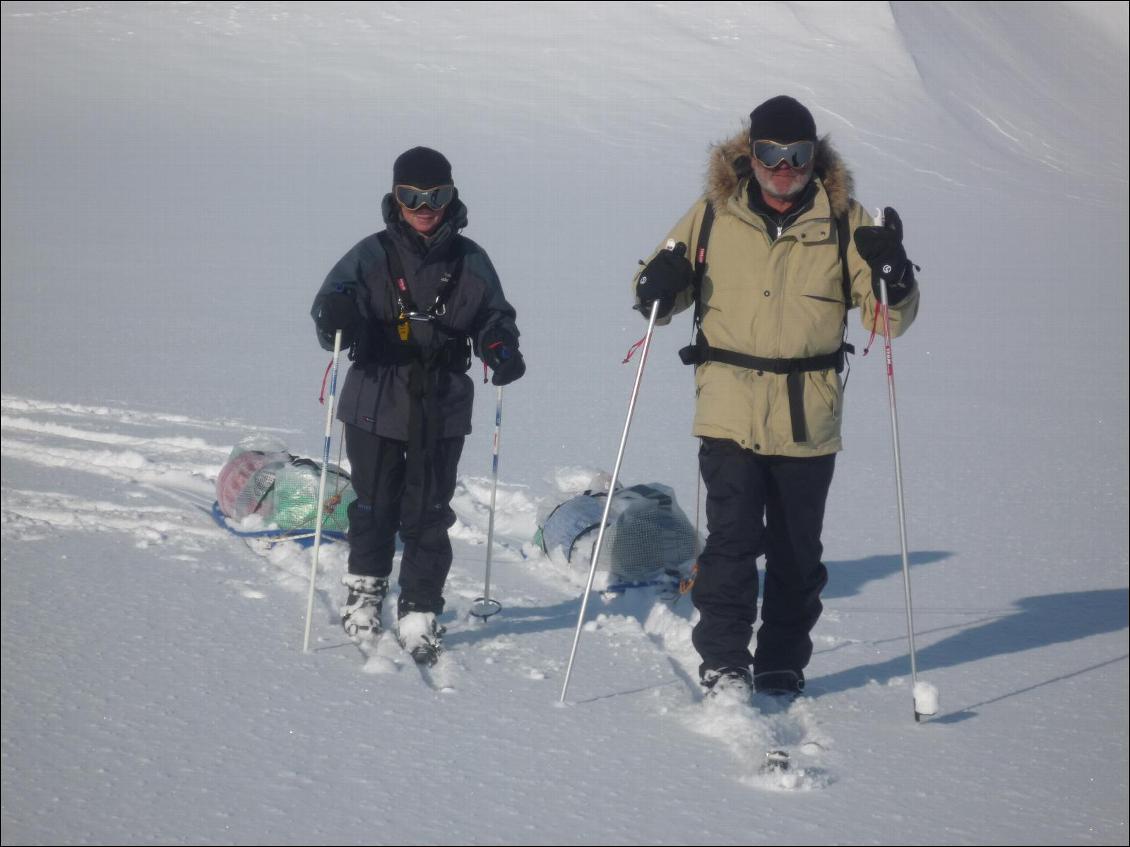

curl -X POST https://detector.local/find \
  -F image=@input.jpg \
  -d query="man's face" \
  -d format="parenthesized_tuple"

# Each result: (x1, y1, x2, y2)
(752, 156, 813, 204)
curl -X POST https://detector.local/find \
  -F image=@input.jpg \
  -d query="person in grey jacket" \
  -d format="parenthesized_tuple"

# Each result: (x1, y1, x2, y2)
(311, 146, 524, 664)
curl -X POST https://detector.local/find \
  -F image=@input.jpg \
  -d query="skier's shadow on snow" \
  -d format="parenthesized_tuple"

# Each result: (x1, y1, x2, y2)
(441, 550, 954, 649)
(444, 597, 582, 648)
(822, 549, 951, 600)
(812, 587, 1129, 721)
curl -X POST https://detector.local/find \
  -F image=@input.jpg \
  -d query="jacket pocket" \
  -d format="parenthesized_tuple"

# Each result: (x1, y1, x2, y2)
(808, 370, 840, 417)
(801, 370, 842, 448)
(799, 240, 849, 304)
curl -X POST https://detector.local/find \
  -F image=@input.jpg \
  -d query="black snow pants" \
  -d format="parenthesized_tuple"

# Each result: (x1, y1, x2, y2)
(691, 437, 835, 680)
(344, 425, 464, 615)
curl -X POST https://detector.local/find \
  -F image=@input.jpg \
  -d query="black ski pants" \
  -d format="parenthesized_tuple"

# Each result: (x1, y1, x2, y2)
(344, 425, 464, 615)
(692, 437, 835, 680)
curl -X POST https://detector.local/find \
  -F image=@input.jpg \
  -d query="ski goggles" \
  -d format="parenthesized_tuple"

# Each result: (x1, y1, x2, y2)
(752, 139, 815, 169)
(394, 183, 456, 211)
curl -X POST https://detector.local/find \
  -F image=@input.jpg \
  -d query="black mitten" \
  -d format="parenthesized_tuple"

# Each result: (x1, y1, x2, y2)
(854, 207, 915, 305)
(483, 328, 526, 386)
(315, 291, 362, 346)
(636, 243, 691, 318)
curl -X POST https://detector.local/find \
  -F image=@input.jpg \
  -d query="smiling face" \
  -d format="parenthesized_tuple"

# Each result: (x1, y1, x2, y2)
(399, 202, 446, 236)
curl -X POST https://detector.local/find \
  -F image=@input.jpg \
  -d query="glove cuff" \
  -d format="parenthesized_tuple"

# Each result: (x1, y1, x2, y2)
(484, 327, 519, 353)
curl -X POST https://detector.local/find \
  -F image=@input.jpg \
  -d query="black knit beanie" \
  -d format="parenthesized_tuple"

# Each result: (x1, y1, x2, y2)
(392, 147, 453, 187)
(749, 96, 818, 144)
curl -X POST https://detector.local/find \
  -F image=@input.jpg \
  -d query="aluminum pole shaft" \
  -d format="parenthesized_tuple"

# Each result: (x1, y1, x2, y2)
(303, 330, 343, 653)
(482, 387, 504, 606)
(559, 301, 660, 703)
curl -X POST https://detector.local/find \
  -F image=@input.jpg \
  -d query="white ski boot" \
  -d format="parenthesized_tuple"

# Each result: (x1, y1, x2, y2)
(341, 575, 388, 642)
(396, 610, 446, 666)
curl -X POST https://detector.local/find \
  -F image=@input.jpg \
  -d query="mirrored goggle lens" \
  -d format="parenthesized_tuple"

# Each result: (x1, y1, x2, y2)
(753, 140, 814, 169)
(394, 184, 455, 210)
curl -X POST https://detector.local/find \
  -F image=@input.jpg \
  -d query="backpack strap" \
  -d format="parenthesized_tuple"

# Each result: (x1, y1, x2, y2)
(689, 201, 716, 332)
(376, 232, 465, 319)
(376, 231, 418, 316)
(834, 212, 857, 386)
(835, 212, 852, 309)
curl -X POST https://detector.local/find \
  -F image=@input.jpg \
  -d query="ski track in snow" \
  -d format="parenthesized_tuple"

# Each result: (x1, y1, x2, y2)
(2, 393, 834, 791)
(642, 599, 833, 789)
(4, 4, 1128, 841)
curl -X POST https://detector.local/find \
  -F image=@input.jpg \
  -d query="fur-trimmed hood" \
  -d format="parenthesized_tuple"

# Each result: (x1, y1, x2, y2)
(705, 128, 854, 218)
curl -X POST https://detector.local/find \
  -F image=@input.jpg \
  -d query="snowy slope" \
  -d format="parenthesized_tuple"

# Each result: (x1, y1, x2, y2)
(2, 2, 1127, 844)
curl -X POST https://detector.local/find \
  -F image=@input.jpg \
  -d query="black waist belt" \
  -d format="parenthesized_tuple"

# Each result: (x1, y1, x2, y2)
(679, 337, 853, 444)
(358, 333, 472, 372)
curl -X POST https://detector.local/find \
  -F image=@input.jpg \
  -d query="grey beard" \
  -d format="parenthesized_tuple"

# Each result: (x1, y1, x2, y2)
(757, 173, 810, 201)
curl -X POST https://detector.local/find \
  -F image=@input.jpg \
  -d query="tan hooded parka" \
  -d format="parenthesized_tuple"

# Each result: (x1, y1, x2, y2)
(635, 131, 920, 458)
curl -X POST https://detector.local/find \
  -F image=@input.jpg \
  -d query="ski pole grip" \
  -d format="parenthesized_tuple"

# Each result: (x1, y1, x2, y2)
(665, 239, 688, 258)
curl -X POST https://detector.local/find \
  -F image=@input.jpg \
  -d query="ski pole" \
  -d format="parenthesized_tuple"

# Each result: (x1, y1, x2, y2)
(874, 210, 934, 721)
(471, 386, 504, 620)
(560, 297, 662, 703)
(303, 329, 343, 653)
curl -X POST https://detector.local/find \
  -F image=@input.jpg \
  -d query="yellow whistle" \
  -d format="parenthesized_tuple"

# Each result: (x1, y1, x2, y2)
(398, 317, 410, 342)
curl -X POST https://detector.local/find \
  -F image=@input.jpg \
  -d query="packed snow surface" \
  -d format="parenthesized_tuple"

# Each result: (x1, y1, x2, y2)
(2, 2, 1127, 844)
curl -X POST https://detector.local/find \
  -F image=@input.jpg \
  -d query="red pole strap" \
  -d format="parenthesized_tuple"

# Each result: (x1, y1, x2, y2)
(319, 359, 333, 404)
(862, 301, 883, 357)
(622, 335, 647, 364)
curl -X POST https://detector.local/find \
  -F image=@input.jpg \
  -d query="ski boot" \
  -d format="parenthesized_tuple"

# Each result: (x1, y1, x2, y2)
(396, 609, 446, 666)
(753, 669, 805, 701)
(701, 666, 754, 705)
(341, 575, 388, 642)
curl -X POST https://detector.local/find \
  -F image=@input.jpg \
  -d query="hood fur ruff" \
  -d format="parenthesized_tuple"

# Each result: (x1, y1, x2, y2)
(706, 127, 854, 218)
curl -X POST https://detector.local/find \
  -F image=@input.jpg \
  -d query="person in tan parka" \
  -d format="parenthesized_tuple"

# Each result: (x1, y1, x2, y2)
(633, 95, 920, 699)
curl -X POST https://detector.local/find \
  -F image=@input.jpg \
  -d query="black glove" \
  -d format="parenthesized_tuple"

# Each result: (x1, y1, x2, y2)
(853, 207, 915, 305)
(482, 328, 526, 386)
(636, 242, 691, 319)
(315, 291, 362, 347)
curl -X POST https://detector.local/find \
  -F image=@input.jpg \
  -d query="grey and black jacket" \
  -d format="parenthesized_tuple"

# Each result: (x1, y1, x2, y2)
(311, 193, 520, 441)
